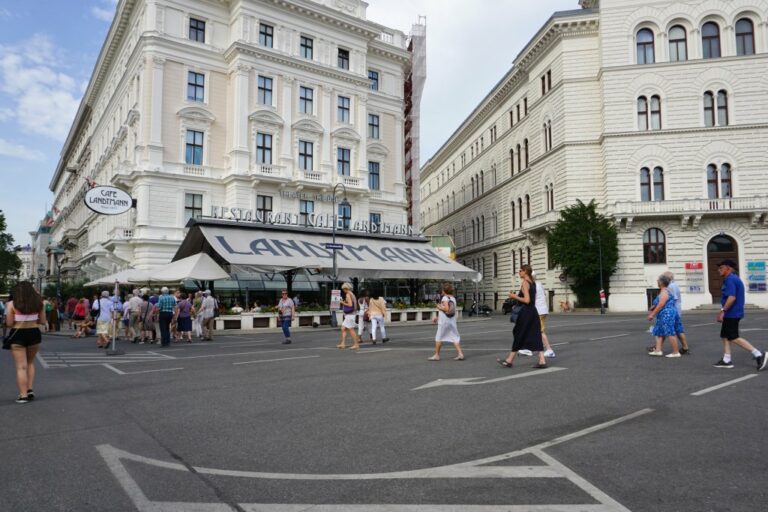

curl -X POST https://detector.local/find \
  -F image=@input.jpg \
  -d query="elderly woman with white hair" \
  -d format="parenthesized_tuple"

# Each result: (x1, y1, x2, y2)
(647, 274, 681, 358)
(336, 283, 361, 350)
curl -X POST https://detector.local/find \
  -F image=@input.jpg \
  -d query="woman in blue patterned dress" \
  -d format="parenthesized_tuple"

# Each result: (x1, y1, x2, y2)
(647, 274, 681, 358)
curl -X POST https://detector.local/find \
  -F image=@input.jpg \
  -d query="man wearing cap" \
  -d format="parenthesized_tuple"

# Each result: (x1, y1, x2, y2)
(713, 259, 767, 371)
(201, 290, 217, 341)
(157, 287, 176, 347)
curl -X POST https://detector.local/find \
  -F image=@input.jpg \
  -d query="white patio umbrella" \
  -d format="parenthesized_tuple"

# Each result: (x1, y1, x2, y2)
(85, 268, 154, 287)
(149, 253, 230, 282)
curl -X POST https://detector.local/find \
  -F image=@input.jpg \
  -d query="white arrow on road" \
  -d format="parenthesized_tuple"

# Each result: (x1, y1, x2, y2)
(412, 366, 567, 390)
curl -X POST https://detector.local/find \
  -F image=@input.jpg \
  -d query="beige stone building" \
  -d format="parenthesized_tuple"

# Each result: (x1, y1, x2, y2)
(48, 0, 421, 281)
(421, 0, 768, 312)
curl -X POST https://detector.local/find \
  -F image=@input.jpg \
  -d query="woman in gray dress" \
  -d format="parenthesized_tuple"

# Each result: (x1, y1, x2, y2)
(428, 282, 464, 361)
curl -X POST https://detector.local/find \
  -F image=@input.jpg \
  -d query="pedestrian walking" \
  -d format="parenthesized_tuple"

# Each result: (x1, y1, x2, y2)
(368, 291, 389, 344)
(72, 298, 88, 337)
(139, 295, 156, 344)
(192, 291, 203, 339)
(174, 293, 193, 343)
(277, 289, 295, 344)
(498, 265, 547, 369)
(65, 295, 78, 330)
(128, 289, 143, 342)
(336, 283, 361, 350)
(200, 290, 217, 341)
(712, 259, 768, 370)
(665, 271, 690, 354)
(428, 282, 464, 361)
(357, 289, 371, 341)
(94, 291, 114, 348)
(48, 298, 60, 332)
(4, 282, 47, 403)
(647, 274, 681, 358)
(156, 287, 176, 346)
(532, 274, 556, 358)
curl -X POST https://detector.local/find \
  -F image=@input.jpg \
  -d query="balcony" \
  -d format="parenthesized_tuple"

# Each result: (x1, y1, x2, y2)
(612, 196, 768, 229)
(183, 165, 208, 177)
(292, 170, 326, 185)
(520, 210, 561, 234)
(335, 175, 366, 189)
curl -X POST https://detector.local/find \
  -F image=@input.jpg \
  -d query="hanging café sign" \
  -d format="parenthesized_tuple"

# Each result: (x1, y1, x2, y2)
(84, 186, 134, 215)
(209, 206, 417, 236)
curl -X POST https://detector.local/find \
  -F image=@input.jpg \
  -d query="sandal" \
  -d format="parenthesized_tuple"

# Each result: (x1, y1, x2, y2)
(496, 358, 513, 368)
(532, 363, 548, 369)
(453, 356, 465, 361)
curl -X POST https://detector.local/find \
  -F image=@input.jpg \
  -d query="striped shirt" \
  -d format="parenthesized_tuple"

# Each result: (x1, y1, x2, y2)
(157, 294, 176, 313)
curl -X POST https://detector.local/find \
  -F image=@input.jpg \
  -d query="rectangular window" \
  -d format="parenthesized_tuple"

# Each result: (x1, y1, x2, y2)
(256, 132, 272, 164)
(368, 69, 379, 91)
(523, 97, 528, 115)
(368, 114, 380, 139)
(256, 195, 273, 218)
(299, 86, 313, 114)
(368, 161, 380, 190)
(189, 18, 206, 42)
(298, 140, 313, 170)
(338, 48, 350, 69)
(541, 75, 546, 95)
(259, 23, 274, 48)
(547, 70, 552, 91)
(258, 76, 273, 105)
(185, 130, 204, 165)
(337, 147, 351, 176)
(187, 71, 205, 102)
(299, 200, 314, 226)
(184, 193, 203, 223)
(337, 96, 350, 123)
(338, 203, 352, 230)
(300, 36, 313, 59)
(516, 104, 520, 122)
(369, 213, 381, 231)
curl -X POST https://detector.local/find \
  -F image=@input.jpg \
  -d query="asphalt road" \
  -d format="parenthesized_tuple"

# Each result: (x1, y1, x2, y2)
(1, 311, 767, 511)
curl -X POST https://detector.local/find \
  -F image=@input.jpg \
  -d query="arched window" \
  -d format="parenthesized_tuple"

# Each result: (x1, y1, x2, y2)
(707, 164, 719, 199)
(516, 144, 521, 170)
(471, 219, 475, 243)
(735, 18, 754, 56)
(549, 182, 554, 211)
(470, 177, 475, 199)
(653, 166, 664, 201)
(547, 121, 552, 149)
(510, 203, 516, 230)
(481, 215, 485, 240)
(721, 163, 733, 198)
(702, 22, 721, 59)
(669, 25, 687, 61)
(703, 91, 715, 127)
(636, 28, 655, 64)
(480, 170, 485, 194)
(708, 163, 733, 199)
(452, 191, 456, 210)
(643, 228, 666, 264)
(717, 90, 728, 126)
(511, 251, 516, 276)
(544, 185, 550, 210)
(527, 246, 531, 265)
(510, 149, 515, 175)
(640, 167, 652, 201)
(650, 95, 661, 129)
(518, 198, 523, 225)
(525, 194, 531, 219)
(519, 248, 524, 267)
(493, 211, 498, 234)
(524, 139, 529, 167)
(637, 96, 648, 130)
(543, 123, 548, 150)
(493, 253, 498, 278)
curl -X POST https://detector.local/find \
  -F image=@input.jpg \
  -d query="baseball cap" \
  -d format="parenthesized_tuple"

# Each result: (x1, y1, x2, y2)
(717, 258, 737, 268)
(203, 289, 211, 295)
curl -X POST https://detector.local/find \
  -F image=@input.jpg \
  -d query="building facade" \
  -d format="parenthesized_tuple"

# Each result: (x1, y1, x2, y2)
(420, 0, 768, 312)
(48, 0, 423, 281)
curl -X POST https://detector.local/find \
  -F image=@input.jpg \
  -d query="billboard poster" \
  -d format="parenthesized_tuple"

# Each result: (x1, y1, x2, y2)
(330, 289, 342, 310)
(746, 261, 766, 292)
(684, 261, 705, 293)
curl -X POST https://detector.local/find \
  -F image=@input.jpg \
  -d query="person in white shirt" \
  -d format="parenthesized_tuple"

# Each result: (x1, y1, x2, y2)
(200, 290, 217, 341)
(93, 291, 115, 349)
(520, 274, 556, 358)
(128, 289, 144, 343)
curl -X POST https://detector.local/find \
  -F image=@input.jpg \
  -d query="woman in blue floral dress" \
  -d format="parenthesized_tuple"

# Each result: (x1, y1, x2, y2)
(647, 274, 681, 358)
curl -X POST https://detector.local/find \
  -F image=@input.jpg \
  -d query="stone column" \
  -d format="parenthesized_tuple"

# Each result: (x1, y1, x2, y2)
(229, 63, 251, 174)
(357, 96, 367, 177)
(321, 86, 333, 174)
(148, 55, 165, 169)
(280, 75, 294, 169)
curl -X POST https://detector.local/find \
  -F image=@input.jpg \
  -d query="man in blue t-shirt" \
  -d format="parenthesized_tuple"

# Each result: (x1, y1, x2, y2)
(713, 259, 767, 371)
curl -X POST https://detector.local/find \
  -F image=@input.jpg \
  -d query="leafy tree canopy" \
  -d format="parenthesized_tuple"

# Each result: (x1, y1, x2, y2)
(0, 210, 22, 293)
(547, 200, 618, 307)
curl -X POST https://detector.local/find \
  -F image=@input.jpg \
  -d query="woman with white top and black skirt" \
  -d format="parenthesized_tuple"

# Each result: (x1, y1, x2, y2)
(498, 264, 547, 369)
(4, 282, 47, 403)
(428, 282, 464, 361)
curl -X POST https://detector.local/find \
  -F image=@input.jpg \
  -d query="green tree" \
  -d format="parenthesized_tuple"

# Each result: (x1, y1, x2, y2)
(547, 200, 618, 307)
(0, 211, 22, 293)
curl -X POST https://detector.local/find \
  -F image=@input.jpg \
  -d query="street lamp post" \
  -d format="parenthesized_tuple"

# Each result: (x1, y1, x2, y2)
(52, 247, 65, 303)
(329, 182, 350, 328)
(37, 264, 45, 293)
(588, 231, 605, 315)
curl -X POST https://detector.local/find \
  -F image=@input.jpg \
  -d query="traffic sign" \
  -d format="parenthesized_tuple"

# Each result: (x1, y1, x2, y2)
(324, 243, 344, 250)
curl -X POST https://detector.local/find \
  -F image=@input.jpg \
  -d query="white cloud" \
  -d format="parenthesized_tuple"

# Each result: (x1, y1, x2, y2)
(0, 34, 81, 141)
(91, 6, 114, 22)
(0, 139, 46, 161)
(0, 107, 13, 122)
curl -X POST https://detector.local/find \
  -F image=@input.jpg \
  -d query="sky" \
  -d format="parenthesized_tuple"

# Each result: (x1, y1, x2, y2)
(0, 0, 577, 246)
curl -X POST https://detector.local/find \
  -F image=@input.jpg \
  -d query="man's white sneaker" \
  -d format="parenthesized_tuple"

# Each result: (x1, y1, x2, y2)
(518, 349, 533, 356)
(544, 350, 556, 358)
(665, 352, 681, 358)
(648, 350, 663, 356)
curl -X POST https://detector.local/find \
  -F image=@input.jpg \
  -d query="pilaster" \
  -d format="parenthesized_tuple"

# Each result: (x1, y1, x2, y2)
(148, 55, 165, 168)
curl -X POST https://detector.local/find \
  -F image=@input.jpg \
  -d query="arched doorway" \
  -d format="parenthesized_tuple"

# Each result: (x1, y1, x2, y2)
(707, 235, 738, 303)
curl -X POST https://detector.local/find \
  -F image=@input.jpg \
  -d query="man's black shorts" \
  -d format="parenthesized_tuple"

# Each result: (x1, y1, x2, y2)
(720, 317, 740, 341)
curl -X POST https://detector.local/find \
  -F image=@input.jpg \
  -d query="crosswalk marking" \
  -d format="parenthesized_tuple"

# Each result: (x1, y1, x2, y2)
(38, 351, 175, 368)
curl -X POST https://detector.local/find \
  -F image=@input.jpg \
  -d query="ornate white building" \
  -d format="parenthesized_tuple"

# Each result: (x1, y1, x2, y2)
(420, 0, 768, 311)
(48, 0, 423, 281)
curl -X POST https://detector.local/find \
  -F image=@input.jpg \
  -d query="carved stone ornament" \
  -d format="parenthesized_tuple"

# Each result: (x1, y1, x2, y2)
(333, 0, 358, 15)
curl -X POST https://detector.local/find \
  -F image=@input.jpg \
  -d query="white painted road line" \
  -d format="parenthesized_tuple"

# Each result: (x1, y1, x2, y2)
(355, 348, 393, 354)
(36, 353, 50, 369)
(688, 322, 717, 327)
(589, 333, 629, 341)
(233, 355, 320, 366)
(691, 374, 758, 396)
(178, 348, 306, 360)
(103, 364, 184, 376)
(413, 367, 567, 391)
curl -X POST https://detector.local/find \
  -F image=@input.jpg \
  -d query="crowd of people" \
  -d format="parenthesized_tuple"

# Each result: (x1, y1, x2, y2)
(3, 257, 767, 404)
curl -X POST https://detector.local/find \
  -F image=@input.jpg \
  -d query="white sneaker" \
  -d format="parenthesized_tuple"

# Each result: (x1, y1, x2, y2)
(518, 349, 533, 356)
(665, 353, 681, 358)
(544, 350, 556, 358)
(648, 350, 663, 356)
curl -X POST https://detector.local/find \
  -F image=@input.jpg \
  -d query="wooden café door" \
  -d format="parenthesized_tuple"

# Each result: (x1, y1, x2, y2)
(707, 235, 738, 304)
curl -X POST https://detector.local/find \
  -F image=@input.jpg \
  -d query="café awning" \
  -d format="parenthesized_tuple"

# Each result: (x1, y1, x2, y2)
(175, 220, 481, 282)
(84, 268, 153, 287)
(148, 253, 231, 282)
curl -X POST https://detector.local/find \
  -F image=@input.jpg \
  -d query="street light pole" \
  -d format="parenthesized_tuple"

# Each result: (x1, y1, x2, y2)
(37, 264, 45, 293)
(329, 182, 349, 328)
